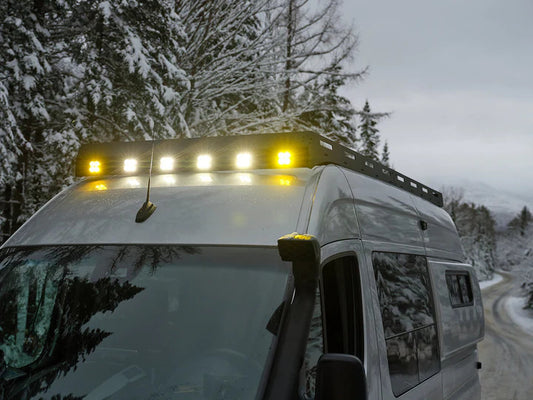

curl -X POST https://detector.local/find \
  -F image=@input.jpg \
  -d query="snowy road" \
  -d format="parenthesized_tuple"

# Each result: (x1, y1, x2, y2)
(478, 271, 533, 400)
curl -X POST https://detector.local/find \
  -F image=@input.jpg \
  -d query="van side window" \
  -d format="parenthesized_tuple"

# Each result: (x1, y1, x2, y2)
(301, 256, 363, 399)
(372, 252, 440, 396)
(322, 256, 363, 358)
(446, 271, 473, 307)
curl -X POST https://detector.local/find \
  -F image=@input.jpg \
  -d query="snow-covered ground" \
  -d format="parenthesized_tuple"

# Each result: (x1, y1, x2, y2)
(479, 273, 503, 290)
(505, 296, 533, 336)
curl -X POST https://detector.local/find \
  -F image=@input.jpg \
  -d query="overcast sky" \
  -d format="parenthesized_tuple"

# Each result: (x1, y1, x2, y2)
(340, 0, 533, 199)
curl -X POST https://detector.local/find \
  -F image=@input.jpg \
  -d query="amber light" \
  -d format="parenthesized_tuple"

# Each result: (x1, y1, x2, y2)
(89, 161, 101, 174)
(277, 151, 292, 166)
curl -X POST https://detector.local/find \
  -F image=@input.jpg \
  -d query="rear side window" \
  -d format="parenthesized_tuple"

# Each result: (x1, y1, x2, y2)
(373, 252, 440, 396)
(446, 271, 473, 307)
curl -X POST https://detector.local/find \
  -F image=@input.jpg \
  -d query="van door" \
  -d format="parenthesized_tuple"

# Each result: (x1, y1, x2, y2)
(300, 240, 381, 400)
(428, 260, 483, 400)
(364, 245, 443, 400)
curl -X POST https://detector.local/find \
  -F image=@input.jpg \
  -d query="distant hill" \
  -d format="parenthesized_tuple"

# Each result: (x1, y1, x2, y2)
(427, 178, 533, 229)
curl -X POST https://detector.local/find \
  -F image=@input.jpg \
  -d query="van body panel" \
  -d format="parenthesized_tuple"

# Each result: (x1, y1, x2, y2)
(445, 376, 481, 400)
(306, 166, 360, 244)
(4, 170, 312, 247)
(295, 166, 324, 234)
(343, 172, 424, 247)
(428, 260, 484, 357)
(441, 347, 481, 400)
(410, 196, 465, 262)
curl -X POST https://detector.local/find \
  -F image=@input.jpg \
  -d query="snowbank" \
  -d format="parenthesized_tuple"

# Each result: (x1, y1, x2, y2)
(479, 273, 503, 290)
(505, 296, 533, 336)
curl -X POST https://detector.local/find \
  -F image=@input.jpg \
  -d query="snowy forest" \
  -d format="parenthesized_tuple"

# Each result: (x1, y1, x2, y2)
(443, 186, 533, 309)
(0, 0, 391, 240)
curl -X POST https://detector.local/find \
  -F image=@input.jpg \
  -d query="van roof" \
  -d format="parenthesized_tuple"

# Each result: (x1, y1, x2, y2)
(3, 133, 462, 260)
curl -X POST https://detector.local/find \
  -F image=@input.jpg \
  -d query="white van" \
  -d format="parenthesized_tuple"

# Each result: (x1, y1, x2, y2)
(0, 132, 484, 400)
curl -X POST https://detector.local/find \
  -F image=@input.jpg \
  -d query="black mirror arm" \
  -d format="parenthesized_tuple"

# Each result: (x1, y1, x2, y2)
(262, 233, 320, 400)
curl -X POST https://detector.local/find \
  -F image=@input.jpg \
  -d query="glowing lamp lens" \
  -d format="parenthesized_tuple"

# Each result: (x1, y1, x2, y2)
(197, 155, 212, 170)
(89, 161, 101, 173)
(236, 153, 252, 169)
(278, 151, 292, 166)
(124, 159, 138, 173)
(160, 157, 174, 171)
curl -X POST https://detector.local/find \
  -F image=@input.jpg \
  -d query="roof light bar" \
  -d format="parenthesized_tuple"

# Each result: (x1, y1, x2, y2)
(75, 131, 443, 206)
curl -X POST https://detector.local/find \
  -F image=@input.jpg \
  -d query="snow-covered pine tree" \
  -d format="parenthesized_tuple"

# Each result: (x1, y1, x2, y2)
(442, 188, 497, 280)
(497, 206, 533, 309)
(508, 206, 532, 236)
(381, 140, 390, 167)
(295, 66, 357, 148)
(66, 0, 189, 141)
(358, 100, 388, 161)
(0, 0, 76, 237)
(1, 0, 191, 240)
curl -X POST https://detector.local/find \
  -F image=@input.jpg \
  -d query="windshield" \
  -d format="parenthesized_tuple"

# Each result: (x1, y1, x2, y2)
(0, 245, 290, 400)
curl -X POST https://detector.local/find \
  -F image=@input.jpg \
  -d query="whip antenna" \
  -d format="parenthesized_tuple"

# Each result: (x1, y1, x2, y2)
(135, 139, 157, 223)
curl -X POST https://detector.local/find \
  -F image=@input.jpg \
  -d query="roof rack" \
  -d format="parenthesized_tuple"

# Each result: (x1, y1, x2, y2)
(75, 131, 443, 207)
(297, 132, 443, 207)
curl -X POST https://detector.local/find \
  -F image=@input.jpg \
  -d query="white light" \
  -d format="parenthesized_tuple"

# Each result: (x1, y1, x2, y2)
(197, 154, 212, 170)
(160, 157, 174, 171)
(236, 153, 252, 169)
(124, 158, 138, 173)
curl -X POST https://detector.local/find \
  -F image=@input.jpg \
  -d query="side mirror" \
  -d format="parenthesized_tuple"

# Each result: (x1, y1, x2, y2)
(315, 353, 367, 400)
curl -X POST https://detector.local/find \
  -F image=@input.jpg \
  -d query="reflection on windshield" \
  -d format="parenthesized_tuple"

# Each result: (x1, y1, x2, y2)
(0, 245, 289, 400)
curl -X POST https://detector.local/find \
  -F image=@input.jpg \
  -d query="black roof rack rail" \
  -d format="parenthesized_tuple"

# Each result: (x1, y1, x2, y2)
(294, 132, 443, 207)
(76, 131, 443, 207)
